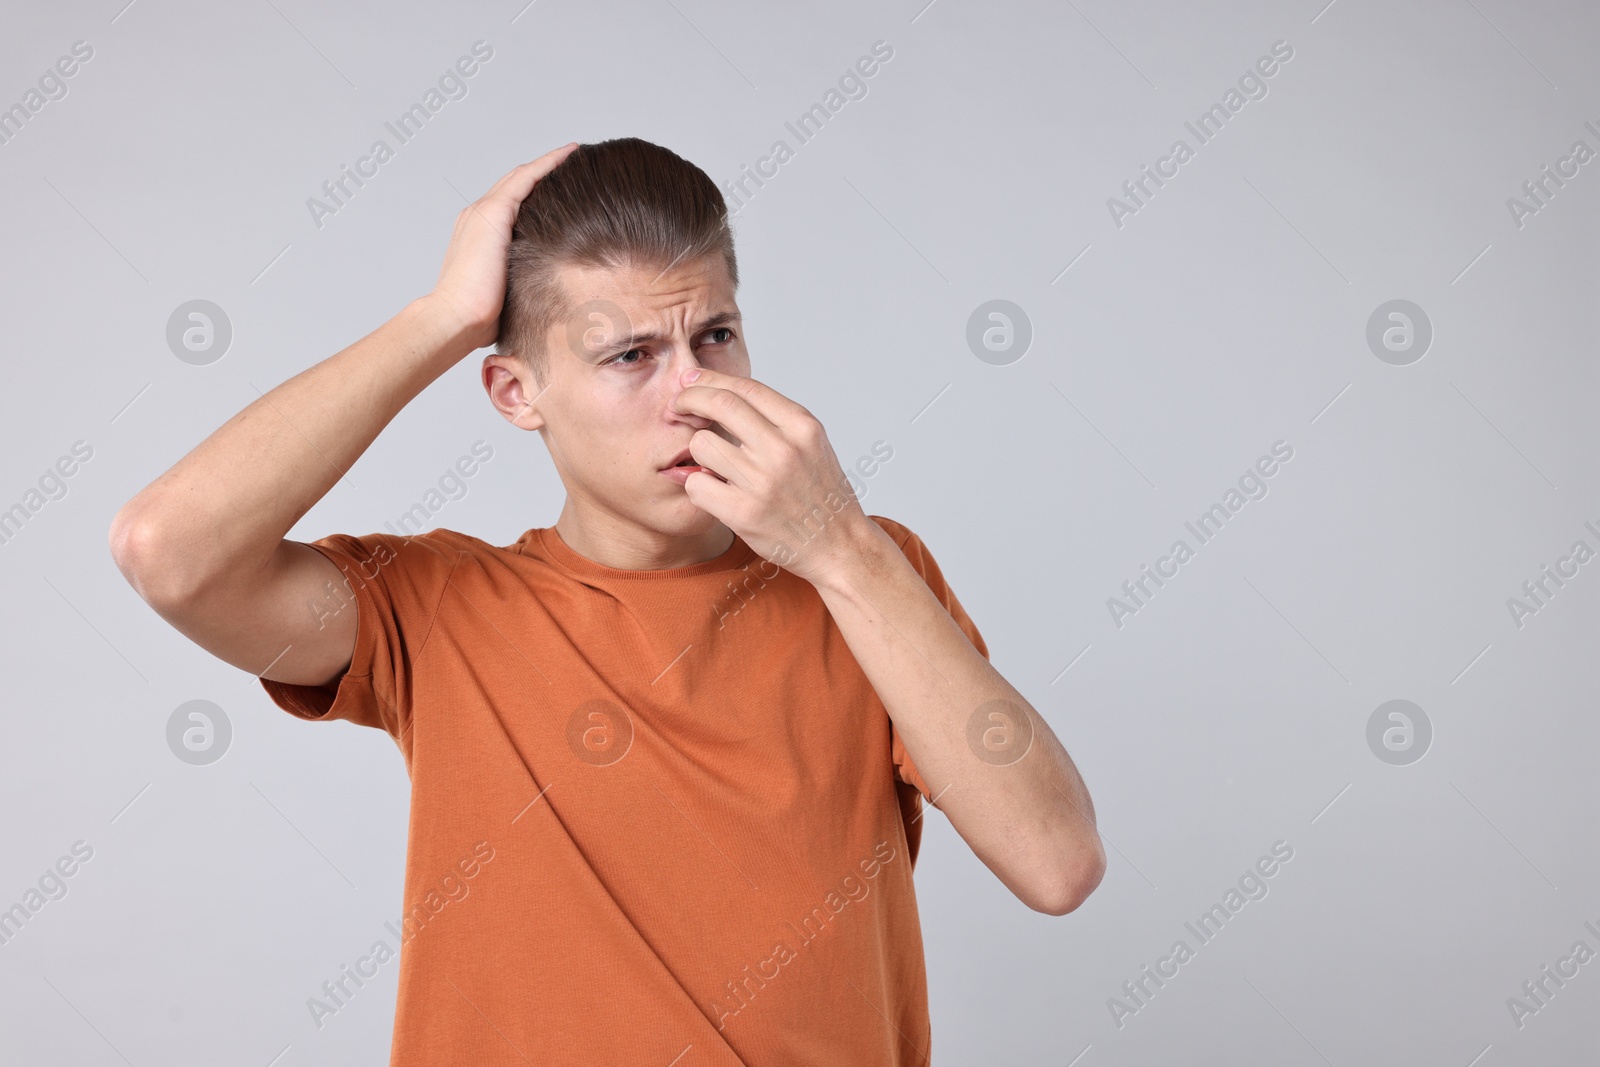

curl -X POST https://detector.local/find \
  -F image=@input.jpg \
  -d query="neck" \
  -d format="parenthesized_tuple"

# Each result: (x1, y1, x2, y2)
(553, 499, 735, 571)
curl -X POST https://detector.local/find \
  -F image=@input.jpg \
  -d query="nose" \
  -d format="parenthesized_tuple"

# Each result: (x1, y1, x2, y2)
(663, 345, 713, 428)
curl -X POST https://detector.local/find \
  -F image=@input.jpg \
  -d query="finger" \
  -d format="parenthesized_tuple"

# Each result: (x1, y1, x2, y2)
(689, 425, 756, 488)
(683, 466, 741, 518)
(455, 143, 579, 245)
(491, 142, 579, 195)
(674, 383, 783, 457)
(485, 142, 579, 205)
(679, 368, 813, 436)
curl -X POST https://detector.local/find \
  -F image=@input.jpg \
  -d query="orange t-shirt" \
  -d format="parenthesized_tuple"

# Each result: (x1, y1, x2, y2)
(260, 514, 988, 1065)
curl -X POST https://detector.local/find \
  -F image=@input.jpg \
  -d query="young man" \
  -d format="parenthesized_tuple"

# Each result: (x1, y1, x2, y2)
(110, 138, 1104, 1065)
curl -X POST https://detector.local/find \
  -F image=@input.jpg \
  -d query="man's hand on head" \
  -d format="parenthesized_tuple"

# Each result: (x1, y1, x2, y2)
(426, 141, 579, 353)
(670, 368, 891, 587)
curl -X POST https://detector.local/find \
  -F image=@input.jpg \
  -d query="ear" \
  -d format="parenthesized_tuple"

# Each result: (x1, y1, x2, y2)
(482, 353, 547, 432)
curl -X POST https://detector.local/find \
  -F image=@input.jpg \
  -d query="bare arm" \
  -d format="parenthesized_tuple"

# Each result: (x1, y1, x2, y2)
(811, 525, 1106, 916)
(109, 143, 578, 688)
(666, 366, 1108, 916)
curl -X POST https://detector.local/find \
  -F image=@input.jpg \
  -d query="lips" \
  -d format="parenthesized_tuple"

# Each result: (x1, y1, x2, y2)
(659, 446, 727, 484)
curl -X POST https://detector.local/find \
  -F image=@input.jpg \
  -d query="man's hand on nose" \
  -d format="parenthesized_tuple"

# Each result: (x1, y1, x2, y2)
(669, 368, 883, 587)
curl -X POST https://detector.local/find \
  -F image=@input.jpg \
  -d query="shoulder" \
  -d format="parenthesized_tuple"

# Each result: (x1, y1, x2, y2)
(385, 525, 526, 558)
(307, 527, 493, 582)
(399, 525, 535, 574)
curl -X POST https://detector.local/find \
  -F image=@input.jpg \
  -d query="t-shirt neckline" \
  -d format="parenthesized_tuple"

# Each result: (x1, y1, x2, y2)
(530, 524, 756, 581)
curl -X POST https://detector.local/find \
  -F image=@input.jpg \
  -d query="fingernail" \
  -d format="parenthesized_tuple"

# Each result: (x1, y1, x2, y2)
(683, 369, 701, 383)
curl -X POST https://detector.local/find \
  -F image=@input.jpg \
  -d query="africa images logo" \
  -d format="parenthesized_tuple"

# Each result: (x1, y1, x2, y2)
(706, 840, 897, 1030)
(306, 841, 494, 1030)
(1107, 840, 1294, 1029)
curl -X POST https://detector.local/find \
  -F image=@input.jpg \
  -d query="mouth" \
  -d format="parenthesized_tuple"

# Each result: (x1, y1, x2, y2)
(659, 448, 727, 483)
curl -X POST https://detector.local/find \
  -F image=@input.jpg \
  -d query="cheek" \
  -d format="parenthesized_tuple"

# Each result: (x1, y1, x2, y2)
(570, 401, 657, 474)
(716, 343, 752, 376)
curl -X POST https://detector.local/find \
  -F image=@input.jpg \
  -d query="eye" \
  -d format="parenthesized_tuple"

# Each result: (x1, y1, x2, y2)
(705, 327, 735, 345)
(606, 349, 648, 367)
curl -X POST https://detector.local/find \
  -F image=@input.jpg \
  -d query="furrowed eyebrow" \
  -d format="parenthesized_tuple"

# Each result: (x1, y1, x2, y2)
(602, 311, 742, 354)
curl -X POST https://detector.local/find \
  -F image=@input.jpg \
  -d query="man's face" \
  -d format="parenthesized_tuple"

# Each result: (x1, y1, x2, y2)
(487, 253, 750, 538)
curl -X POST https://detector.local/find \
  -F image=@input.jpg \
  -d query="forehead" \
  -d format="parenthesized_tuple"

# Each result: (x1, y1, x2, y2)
(554, 254, 735, 323)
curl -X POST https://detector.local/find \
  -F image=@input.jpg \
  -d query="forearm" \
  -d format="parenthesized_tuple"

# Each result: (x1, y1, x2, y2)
(812, 520, 1105, 914)
(111, 295, 474, 603)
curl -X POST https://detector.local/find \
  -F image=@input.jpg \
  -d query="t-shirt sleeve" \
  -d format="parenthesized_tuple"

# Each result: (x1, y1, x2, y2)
(257, 531, 459, 744)
(873, 517, 990, 803)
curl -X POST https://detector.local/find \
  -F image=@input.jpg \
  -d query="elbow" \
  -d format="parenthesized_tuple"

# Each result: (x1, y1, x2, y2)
(1028, 838, 1107, 917)
(107, 503, 143, 578)
(109, 503, 194, 609)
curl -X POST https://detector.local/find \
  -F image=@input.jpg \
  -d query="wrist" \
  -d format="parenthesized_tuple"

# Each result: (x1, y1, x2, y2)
(405, 294, 487, 365)
(806, 513, 902, 595)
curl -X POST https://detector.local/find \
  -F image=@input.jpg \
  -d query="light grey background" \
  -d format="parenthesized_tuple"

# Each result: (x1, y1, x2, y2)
(2, 0, 1596, 1063)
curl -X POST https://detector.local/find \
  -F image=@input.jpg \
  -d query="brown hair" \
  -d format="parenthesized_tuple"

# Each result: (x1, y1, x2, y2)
(497, 137, 738, 384)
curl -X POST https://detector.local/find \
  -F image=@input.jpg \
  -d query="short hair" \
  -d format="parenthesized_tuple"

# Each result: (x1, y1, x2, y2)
(497, 137, 739, 384)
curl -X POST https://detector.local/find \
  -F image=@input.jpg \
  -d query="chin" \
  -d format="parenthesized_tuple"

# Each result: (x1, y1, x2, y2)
(668, 498, 720, 529)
